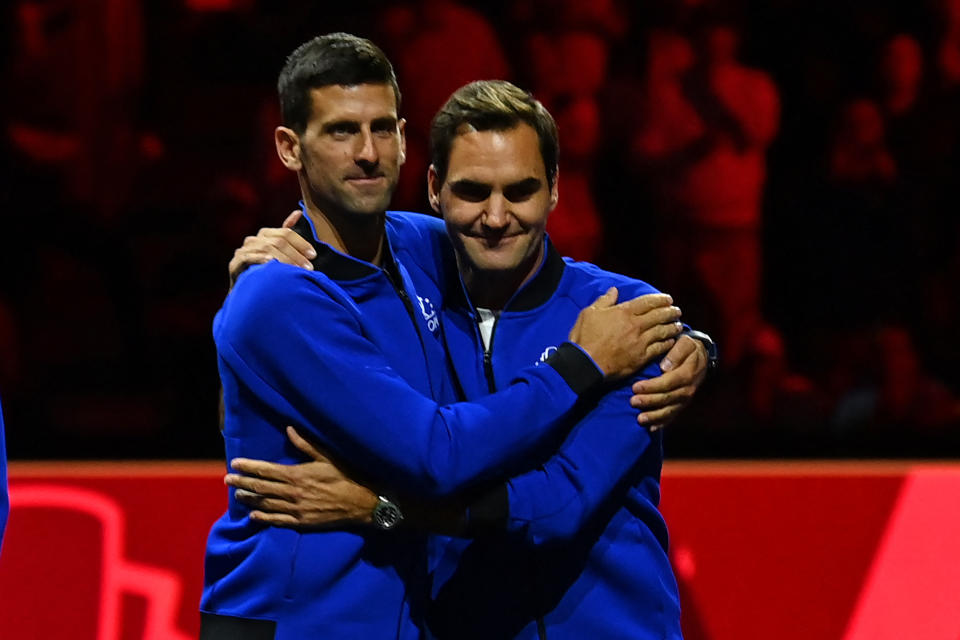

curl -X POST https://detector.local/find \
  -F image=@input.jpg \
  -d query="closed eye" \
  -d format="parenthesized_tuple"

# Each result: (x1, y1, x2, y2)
(449, 180, 492, 202)
(503, 178, 543, 202)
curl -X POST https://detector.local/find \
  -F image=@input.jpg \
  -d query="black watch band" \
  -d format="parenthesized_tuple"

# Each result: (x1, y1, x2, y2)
(684, 329, 719, 372)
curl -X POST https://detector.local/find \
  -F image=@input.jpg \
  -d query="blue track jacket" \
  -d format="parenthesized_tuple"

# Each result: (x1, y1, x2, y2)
(201, 211, 605, 638)
(393, 215, 683, 640)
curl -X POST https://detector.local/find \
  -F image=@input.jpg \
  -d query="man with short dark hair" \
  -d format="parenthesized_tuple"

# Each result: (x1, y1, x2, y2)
(200, 33, 687, 639)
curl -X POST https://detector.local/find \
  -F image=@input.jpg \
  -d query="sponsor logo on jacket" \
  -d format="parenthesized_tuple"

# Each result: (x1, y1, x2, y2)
(417, 296, 440, 334)
(537, 345, 558, 365)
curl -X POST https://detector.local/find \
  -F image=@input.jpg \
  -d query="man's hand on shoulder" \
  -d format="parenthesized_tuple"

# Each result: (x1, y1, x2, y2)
(568, 288, 683, 381)
(630, 334, 708, 430)
(228, 209, 317, 288)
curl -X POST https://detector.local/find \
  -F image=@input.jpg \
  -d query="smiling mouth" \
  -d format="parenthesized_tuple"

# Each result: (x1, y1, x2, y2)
(473, 234, 520, 248)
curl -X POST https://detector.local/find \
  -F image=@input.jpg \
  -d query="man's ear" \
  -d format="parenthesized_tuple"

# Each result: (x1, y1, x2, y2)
(548, 167, 559, 212)
(275, 126, 302, 171)
(398, 118, 407, 166)
(427, 164, 442, 214)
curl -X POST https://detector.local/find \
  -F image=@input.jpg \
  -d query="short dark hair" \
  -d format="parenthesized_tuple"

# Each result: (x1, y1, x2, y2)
(277, 32, 401, 134)
(430, 80, 559, 188)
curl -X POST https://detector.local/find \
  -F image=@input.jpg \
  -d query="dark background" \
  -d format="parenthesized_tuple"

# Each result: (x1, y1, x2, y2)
(1, 0, 958, 459)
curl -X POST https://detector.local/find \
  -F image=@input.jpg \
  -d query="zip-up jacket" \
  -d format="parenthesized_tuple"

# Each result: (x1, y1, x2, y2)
(391, 214, 682, 640)
(201, 211, 605, 639)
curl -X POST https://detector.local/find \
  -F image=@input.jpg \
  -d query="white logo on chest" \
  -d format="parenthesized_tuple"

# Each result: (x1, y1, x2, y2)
(417, 296, 440, 333)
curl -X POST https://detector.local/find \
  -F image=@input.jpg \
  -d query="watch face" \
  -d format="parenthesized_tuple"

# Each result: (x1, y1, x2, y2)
(373, 498, 403, 530)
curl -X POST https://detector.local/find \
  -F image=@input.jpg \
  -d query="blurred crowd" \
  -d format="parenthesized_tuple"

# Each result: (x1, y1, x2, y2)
(1, 0, 958, 458)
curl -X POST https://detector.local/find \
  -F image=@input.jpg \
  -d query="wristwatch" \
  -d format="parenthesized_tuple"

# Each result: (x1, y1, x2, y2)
(372, 495, 404, 531)
(684, 329, 719, 372)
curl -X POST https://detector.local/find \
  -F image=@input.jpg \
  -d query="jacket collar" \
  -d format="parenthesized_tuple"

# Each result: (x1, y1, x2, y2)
(292, 207, 385, 281)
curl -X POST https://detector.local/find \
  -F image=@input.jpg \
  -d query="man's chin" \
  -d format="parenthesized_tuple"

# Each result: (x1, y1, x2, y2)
(466, 255, 525, 275)
(342, 195, 393, 217)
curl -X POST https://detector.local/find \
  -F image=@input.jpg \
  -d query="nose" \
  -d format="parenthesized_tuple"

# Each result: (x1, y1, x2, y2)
(355, 129, 379, 167)
(482, 193, 509, 230)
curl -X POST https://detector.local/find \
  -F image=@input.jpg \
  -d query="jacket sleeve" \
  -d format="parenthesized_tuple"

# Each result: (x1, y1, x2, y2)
(492, 362, 662, 545)
(216, 266, 602, 499)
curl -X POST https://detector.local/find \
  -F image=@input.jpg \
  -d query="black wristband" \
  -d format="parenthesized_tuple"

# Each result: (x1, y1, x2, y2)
(545, 342, 604, 395)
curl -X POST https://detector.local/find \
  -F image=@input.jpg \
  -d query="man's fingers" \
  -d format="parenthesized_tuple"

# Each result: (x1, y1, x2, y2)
(635, 346, 703, 394)
(234, 491, 297, 513)
(229, 249, 271, 272)
(268, 239, 314, 269)
(642, 321, 683, 344)
(286, 426, 328, 462)
(632, 364, 688, 395)
(637, 404, 680, 426)
(230, 457, 294, 483)
(227, 475, 297, 500)
(589, 287, 619, 309)
(643, 338, 675, 363)
(634, 306, 682, 332)
(249, 511, 301, 527)
(661, 334, 698, 371)
(272, 228, 317, 261)
(232, 249, 274, 268)
(619, 293, 673, 315)
(281, 209, 303, 229)
(634, 365, 696, 396)
(257, 229, 315, 267)
(631, 389, 676, 410)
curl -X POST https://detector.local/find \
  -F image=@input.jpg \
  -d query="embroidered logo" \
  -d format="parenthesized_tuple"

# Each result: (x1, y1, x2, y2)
(417, 296, 440, 334)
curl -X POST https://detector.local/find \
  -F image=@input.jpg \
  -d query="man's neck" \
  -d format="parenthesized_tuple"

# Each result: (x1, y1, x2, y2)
(461, 246, 544, 311)
(301, 196, 386, 266)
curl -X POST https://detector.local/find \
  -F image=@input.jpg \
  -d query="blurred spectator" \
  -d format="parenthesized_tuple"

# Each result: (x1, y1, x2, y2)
(379, 0, 511, 211)
(819, 98, 908, 326)
(631, 20, 780, 367)
(830, 326, 960, 436)
(937, 0, 960, 88)
(525, 31, 611, 261)
(829, 99, 896, 183)
(9, 0, 143, 222)
(1, 1, 957, 459)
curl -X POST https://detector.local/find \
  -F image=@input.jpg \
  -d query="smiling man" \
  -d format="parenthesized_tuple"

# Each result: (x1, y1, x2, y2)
(200, 34, 690, 640)
(423, 81, 686, 639)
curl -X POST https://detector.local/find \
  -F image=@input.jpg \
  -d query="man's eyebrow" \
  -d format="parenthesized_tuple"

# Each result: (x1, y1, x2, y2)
(371, 116, 399, 128)
(449, 179, 489, 190)
(505, 177, 542, 192)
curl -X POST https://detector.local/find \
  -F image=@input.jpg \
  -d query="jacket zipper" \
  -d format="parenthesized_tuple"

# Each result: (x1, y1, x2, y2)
(382, 265, 432, 394)
(480, 315, 498, 393)
(477, 313, 547, 640)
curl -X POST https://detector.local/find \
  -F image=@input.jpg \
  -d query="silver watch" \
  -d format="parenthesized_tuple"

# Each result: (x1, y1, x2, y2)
(372, 495, 404, 531)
